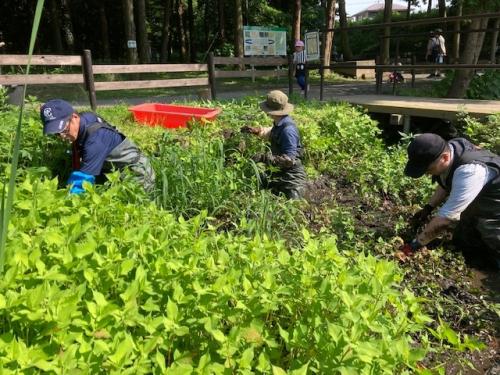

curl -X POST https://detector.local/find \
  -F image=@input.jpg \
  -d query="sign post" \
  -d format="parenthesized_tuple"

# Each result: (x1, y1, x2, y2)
(305, 31, 320, 61)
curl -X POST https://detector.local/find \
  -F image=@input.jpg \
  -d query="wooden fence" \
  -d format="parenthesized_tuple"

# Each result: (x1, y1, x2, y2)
(0, 50, 292, 109)
(207, 52, 291, 99)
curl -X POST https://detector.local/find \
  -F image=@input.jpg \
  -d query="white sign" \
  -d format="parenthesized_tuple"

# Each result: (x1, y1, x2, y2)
(305, 31, 320, 61)
(243, 26, 287, 56)
(127, 40, 137, 49)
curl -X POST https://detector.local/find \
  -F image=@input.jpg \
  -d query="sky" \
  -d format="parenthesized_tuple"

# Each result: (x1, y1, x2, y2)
(345, 0, 450, 17)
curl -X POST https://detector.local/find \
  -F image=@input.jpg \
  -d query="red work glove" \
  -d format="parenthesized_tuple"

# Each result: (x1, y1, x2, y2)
(398, 239, 423, 257)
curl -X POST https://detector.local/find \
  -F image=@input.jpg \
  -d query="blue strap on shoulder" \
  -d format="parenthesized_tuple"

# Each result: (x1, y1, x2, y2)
(67, 171, 95, 195)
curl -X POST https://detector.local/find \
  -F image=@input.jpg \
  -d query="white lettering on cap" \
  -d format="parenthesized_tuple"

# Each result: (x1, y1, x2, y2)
(58, 120, 65, 130)
(43, 108, 56, 121)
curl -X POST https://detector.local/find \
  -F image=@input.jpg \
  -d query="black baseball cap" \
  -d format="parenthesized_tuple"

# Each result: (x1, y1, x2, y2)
(404, 133, 447, 178)
(40, 99, 74, 135)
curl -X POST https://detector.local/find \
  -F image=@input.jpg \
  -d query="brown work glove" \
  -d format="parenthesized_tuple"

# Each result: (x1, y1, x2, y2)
(240, 126, 260, 135)
(409, 204, 434, 229)
(252, 152, 295, 168)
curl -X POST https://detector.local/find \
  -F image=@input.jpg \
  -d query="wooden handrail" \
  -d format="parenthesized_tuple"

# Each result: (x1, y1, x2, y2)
(92, 63, 208, 74)
(308, 63, 500, 70)
(213, 56, 287, 66)
(328, 12, 500, 32)
(0, 54, 82, 66)
(94, 77, 209, 91)
(0, 74, 84, 85)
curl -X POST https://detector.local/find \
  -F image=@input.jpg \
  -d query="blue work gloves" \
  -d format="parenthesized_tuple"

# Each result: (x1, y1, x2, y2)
(67, 171, 95, 195)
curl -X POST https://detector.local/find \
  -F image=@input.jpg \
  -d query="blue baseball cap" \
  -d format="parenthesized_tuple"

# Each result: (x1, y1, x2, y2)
(40, 99, 74, 135)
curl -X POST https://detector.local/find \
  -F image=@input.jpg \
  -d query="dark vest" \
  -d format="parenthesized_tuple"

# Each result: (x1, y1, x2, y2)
(434, 138, 500, 218)
(77, 121, 155, 191)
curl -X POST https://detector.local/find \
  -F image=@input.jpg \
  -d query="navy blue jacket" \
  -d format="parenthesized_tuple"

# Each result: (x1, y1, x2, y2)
(270, 116, 303, 159)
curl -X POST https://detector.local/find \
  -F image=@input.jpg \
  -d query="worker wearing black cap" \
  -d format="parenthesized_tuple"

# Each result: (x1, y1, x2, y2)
(40, 99, 155, 194)
(401, 133, 500, 268)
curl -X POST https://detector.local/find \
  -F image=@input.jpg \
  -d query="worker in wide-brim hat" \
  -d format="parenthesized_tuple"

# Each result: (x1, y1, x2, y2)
(240, 90, 307, 199)
(399, 133, 500, 269)
(40, 99, 155, 194)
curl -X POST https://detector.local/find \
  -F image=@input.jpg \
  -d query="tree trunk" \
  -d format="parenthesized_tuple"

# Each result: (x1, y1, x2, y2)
(490, 18, 500, 63)
(450, 1, 462, 63)
(135, 0, 151, 63)
(160, 0, 173, 62)
(323, 0, 336, 73)
(218, 0, 225, 42)
(292, 0, 301, 44)
(98, 2, 111, 61)
(381, 0, 392, 64)
(188, 0, 195, 61)
(60, 0, 75, 52)
(438, 0, 446, 18)
(447, 17, 489, 98)
(235, 0, 244, 64)
(427, 0, 432, 14)
(48, 0, 63, 53)
(177, 0, 188, 62)
(338, 0, 352, 61)
(204, 0, 210, 51)
(122, 0, 138, 64)
(406, 0, 411, 20)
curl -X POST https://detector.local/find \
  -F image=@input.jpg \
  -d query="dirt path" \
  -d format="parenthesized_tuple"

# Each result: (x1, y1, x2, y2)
(66, 75, 436, 107)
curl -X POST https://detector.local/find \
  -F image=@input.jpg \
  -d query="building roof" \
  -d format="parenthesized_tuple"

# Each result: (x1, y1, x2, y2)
(352, 2, 408, 17)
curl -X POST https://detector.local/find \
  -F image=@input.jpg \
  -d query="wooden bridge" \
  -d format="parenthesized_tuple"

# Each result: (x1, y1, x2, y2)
(329, 95, 500, 131)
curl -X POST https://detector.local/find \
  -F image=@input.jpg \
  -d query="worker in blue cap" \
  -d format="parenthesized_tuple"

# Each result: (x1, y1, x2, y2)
(40, 99, 155, 194)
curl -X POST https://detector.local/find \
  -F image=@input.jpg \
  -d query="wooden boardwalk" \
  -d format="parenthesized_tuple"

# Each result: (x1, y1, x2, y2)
(329, 95, 500, 121)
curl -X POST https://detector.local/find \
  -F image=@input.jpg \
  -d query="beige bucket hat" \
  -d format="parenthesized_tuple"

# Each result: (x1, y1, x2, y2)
(260, 90, 294, 116)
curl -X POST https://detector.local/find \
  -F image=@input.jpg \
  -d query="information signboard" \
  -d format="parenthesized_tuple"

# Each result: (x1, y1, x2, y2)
(243, 26, 287, 56)
(305, 31, 320, 61)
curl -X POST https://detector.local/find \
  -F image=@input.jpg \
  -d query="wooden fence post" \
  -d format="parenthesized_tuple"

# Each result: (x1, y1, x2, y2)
(82, 49, 97, 111)
(304, 64, 309, 100)
(288, 54, 294, 97)
(375, 55, 382, 94)
(320, 64, 325, 101)
(411, 54, 416, 88)
(208, 52, 217, 100)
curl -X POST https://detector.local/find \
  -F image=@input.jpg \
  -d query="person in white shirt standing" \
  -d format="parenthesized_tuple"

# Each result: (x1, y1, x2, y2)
(293, 40, 307, 92)
(428, 29, 446, 78)
(399, 133, 500, 270)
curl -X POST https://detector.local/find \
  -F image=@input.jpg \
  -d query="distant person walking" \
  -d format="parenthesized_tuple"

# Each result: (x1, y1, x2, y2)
(293, 40, 307, 92)
(426, 29, 446, 78)
(425, 31, 436, 63)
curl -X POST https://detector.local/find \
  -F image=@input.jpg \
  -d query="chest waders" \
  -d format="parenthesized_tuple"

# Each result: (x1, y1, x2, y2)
(436, 139, 500, 258)
(268, 122, 307, 199)
(78, 122, 156, 192)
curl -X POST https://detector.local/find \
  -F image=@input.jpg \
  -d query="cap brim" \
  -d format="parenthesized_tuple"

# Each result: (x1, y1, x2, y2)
(259, 101, 294, 116)
(43, 116, 71, 135)
(404, 160, 429, 178)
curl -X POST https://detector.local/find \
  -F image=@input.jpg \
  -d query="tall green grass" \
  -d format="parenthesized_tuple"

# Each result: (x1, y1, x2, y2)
(0, 0, 45, 273)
